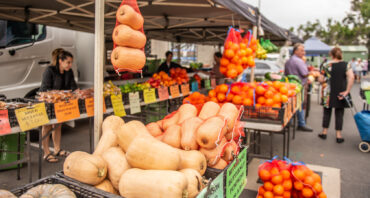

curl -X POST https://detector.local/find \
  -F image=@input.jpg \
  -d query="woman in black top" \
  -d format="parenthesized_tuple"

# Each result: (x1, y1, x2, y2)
(40, 50, 77, 162)
(318, 47, 354, 143)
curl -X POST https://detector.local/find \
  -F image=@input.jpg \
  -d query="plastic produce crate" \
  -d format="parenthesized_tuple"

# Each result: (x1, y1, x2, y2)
(11, 175, 121, 198)
(241, 104, 286, 124)
(0, 133, 25, 170)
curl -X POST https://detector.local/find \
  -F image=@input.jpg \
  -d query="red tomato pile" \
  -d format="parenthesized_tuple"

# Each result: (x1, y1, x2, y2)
(170, 68, 189, 85)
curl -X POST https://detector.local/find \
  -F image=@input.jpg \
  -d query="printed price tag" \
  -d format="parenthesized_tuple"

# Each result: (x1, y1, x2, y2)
(15, 103, 49, 132)
(129, 92, 141, 114)
(191, 81, 199, 92)
(196, 171, 224, 198)
(143, 88, 157, 104)
(85, 98, 94, 117)
(158, 86, 169, 101)
(211, 78, 217, 89)
(0, 110, 11, 135)
(226, 148, 247, 198)
(205, 79, 211, 89)
(54, 99, 80, 123)
(111, 94, 126, 117)
(180, 84, 190, 96)
(170, 85, 180, 98)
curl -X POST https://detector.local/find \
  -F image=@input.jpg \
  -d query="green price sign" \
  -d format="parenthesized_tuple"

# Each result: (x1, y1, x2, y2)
(205, 79, 211, 90)
(226, 147, 247, 198)
(196, 171, 224, 198)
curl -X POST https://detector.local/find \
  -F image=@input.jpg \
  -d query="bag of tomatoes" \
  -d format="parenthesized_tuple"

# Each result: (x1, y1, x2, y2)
(257, 157, 293, 198)
(291, 162, 327, 198)
(220, 27, 243, 79)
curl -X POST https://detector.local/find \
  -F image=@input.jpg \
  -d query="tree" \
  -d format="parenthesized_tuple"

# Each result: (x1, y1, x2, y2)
(291, 0, 369, 53)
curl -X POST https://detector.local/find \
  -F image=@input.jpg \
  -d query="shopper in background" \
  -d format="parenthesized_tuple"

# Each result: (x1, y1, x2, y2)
(355, 58, 363, 83)
(157, 51, 182, 74)
(285, 43, 313, 131)
(349, 57, 357, 81)
(39, 49, 77, 163)
(318, 47, 354, 143)
(362, 59, 368, 77)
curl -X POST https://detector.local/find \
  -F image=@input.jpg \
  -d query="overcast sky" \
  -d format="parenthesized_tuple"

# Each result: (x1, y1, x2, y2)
(242, 0, 352, 30)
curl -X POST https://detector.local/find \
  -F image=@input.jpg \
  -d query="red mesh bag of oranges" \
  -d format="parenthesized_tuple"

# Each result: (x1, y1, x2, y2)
(291, 162, 326, 198)
(220, 27, 243, 79)
(257, 157, 293, 198)
(240, 30, 257, 68)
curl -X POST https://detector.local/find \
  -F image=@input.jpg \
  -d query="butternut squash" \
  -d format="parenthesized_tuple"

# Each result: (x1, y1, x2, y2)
(218, 103, 239, 133)
(178, 150, 207, 176)
(198, 101, 220, 120)
(94, 116, 125, 156)
(178, 104, 198, 124)
(0, 190, 16, 198)
(223, 140, 238, 162)
(102, 147, 131, 189)
(156, 119, 164, 130)
(199, 137, 228, 166)
(102, 115, 125, 134)
(146, 122, 163, 137)
(180, 169, 203, 198)
(115, 120, 150, 152)
(181, 117, 203, 150)
(125, 136, 181, 170)
(20, 184, 76, 198)
(94, 179, 116, 194)
(116, 5, 144, 30)
(119, 168, 188, 198)
(196, 116, 227, 149)
(113, 24, 146, 48)
(162, 111, 179, 130)
(155, 134, 164, 141)
(162, 125, 181, 148)
(64, 151, 107, 185)
(111, 46, 146, 71)
(210, 158, 228, 170)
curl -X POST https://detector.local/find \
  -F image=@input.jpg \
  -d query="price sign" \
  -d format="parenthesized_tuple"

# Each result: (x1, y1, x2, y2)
(144, 88, 157, 104)
(0, 110, 11, 135)
(196, 171, 224, 198)
(15, 103, 49, 132)
(85, 98, 94, 117)
(129, 92, 141, 114)
(111, 94, 126, 117)
(158, 86, 169, 101)
(226, 148, 247, 198)
(170, 85, 180, 98)
(205, 79, 211, 89)
(180, 84, 190, 96)
(54, 99, 80, 123)
(211, 78, 217, 89)
(191, 81, 199, 92)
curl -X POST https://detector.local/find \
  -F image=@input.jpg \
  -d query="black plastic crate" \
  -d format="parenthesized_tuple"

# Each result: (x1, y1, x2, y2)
(56, 172, 122, 198)
(104, 96, 112, 109)
(45, 102, 55, 120)
(78, 99, 87, 114)
(204, 167, 223, 180)
(11, 175, 121, 198)
(241, 104, 286, 124)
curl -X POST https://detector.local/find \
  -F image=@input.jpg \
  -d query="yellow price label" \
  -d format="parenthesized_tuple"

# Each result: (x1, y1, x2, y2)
(111, 94, 126, 117)
(15, 103, 49, 132)
(143, 88, 157, 104)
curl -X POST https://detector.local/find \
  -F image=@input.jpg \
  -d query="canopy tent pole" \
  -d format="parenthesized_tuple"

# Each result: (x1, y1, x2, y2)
(250, 25, 257, 83)
(93, 0, 105, 148)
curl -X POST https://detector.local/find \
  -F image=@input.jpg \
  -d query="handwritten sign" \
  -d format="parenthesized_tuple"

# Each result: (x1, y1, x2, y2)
(191, 81, 199, 92)
(85, 98, 94, 117)
(226, 147, 247, 198)
(158, 86, 169, 101)
(170, 85, 180, 98)
(54, 99, 80, 123)
(181, 84, 190, 96)
(211, 78, 217, 89)
(143, 88, 157, 104)
(205, 79, 211, 89)
(0, 110, 11, 135)
(129, 92, 141, 114)
(15, 103, 49, 132)
(196, 171, 224, 198)
(111, 94, 126, 117)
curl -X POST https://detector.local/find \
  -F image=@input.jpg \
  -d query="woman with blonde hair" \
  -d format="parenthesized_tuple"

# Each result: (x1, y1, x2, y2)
(318, 47, 354, 143)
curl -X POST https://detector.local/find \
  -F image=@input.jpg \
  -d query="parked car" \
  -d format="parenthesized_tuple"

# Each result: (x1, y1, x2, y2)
(240, 59, 282, 81)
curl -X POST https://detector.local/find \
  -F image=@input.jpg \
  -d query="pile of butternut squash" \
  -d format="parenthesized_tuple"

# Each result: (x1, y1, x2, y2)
(111, 5, 146, 72)
(64, 115, 207, 198)
(148, 102, 243, 170)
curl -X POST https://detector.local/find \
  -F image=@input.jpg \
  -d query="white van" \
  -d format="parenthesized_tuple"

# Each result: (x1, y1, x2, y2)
(0, 20, 94, 99)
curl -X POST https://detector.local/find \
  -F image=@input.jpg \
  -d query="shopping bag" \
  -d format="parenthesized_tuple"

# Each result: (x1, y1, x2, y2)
(354, 111, 370, 142)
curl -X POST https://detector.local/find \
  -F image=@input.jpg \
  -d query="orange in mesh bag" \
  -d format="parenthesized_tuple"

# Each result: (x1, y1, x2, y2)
(291, 162, 326, 198)
(220, 27, 243, 79)
(111, 0, 146, 74)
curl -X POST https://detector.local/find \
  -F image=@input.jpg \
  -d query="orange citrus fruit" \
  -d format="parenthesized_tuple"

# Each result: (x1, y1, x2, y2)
(283, 191, 291, 198)
(210, 97, 218, 103)
(263, 191, 274, 198)
(264, 90, 274, 98)
(281, 170, 291, 180)
(225, 49, 235, 59)
(273, 94, 282, 104)
(220, 58, 229, 66)
(304, 176, 315, 186)
(281, 95, 288, 103)
(247, 56, 255, 66)
(243, 98, 253, 106)
(231, 43, 239, 51)
(265, 98, 274, 106)
(258, 169, 271, 181)
(226, 93, 234, 102)
(293, 169, 305, 181)
(256, 85, 266, 95)
(208, 90, 216, 98)
(231, 86, 241, 94)
(245, 48, 253, 56)
(227, 69, 238, 79)
(302, 187, 314, 198)
(263, 181, 274, 191)
(271, 175, 283, 185)
(231, 55, 240, 64)
(232, 95, 243, 105)
(217, 93, 226, 102)
(219, 84, 229, 93)
(312, 173, 321, 183)
(313, 182, 323, 193)
(240, 43, 247, 49)
(220, 66, 227, 74)
(293, 181, 303, 190)
(273, 185, 284, 196)
(270, 167, 280, 175)
(273, 81, 282, 89)
(236, 65, 244, 73)
(282, 180, 292, 191)
(318, 192, 327, 198)
(257, 96, 266, 105)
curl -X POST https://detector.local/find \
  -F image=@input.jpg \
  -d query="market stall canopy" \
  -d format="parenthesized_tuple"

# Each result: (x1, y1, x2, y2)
(303, 37, 331, 56)
(0, 0, 301, 45)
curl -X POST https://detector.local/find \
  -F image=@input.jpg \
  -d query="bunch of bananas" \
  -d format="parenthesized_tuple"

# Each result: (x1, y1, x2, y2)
(103, 81, 121, 97)
(256, 42, 267, 60)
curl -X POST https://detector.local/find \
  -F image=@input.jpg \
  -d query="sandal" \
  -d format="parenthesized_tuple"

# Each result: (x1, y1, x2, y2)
(54, 149, 70, 157)
(44, 153, 59, 163)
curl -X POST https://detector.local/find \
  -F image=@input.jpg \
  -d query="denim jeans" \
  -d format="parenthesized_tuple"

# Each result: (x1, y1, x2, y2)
(297, 106, 306, 127)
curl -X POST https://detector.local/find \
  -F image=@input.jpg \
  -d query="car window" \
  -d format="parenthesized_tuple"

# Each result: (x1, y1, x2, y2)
(0, 20, 46, 48)
(255, 62, 271, 70)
